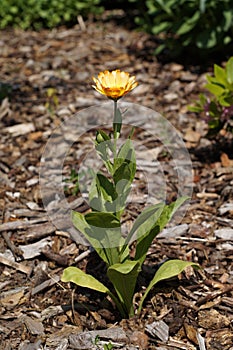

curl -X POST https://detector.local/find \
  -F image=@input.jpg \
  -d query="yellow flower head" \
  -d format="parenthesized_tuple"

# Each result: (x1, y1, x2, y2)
(92, 69, 138, 101)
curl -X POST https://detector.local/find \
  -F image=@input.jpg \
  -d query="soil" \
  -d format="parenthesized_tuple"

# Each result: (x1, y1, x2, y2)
(0, 13, 232, 350)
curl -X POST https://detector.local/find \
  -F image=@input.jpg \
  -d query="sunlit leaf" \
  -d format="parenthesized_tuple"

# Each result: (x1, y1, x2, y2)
(214, 64, 227, 86)
(226, 57, 233, 85)
(61, 266, 126, 317)
(205, 83, 225, 97)
(138, 260, 200, 312)
(61, 266, 109, 293)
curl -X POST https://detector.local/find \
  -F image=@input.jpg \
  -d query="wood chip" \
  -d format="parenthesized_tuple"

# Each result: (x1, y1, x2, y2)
(31, 274, 60, 295)
(183, 323, 198, 345)
(69, 327, 128, 349)
(0, 287, 26, 308)
(0, 218, 48, 232)
(0, 254, 32, 274)
(20, 315, 44, 335)
(24, 222, 56, 241)
(198, 309, 231, 329)
(145, 320, 169, 342)
(214, 228, 233, 240)
(218, 202, 233, 214)
(4, 122, 35, 136)
(19, 237, 52, 259)
(197, 332, 206, 350)
(158, 224, 188, 238)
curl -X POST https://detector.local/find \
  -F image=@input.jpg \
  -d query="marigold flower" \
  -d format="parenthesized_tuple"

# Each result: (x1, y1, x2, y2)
(92, 69, 138, 101)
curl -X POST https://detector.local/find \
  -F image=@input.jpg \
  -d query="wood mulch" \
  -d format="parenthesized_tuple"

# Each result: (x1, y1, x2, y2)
(0, 14, 232, 350)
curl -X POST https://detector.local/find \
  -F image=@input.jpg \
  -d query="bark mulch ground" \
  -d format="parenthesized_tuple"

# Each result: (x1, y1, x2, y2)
(0, 14, 232, 350)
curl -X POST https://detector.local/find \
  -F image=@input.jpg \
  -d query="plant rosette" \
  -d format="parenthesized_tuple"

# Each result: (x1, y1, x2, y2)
(61, 69, 199, 318)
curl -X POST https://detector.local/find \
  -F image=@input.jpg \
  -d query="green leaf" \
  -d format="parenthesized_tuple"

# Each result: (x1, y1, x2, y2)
(223, 10, 233, 31)
(223, 36, 232, 45)
(71, 211, 108, 263)
(85, 211, 120, 228)
(96, 129, 111, 143)
(218, 92, 233, 107)
(97, 174, 117, 202)
(89, 172, 130, 216)
(138, 260, 200, 313)
(153, 0, 173, 15)
(61, 266, 109, 293)
(72, 211, 121, 266)
(126, 202, 165, 246)
(111, 140, 136, 203)
(134, 197, 188, 265)
(107, 260, 141, 317)
(89, 173, 118, 212)
(189, 105, 203, 113)
(176, 11, 200, 35)
(135, 225, 161, 266)
(89, 173, 117, 211)
(61, 266, 126, 317)
(89, 175, 104, 212)
(156, 196, 189, 230)
(208, 101, 220, 117)
(196, 29, 217, 49)
(113, 162, 133, 189)
(95, 130, 114, 173)
(189, 94, 207, 115)
(199, 0, 207, 13)
(115, 139, 136, 174)
(152, 21, 170, 34)
(154, 43, 166, 55)
(226, 57, 233, 85)
(205, 82, 225, 97)
(95, 138, 113, 173)
(214, 64, 227, 87)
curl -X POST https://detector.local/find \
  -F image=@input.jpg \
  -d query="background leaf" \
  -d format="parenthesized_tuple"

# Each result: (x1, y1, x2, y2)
(226, 57, 233, 85)
(214, 64, 227, 86)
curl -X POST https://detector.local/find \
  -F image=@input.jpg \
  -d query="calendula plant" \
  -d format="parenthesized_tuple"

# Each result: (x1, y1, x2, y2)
(61, 69, 199, 318)
(190, 56, 233, 136)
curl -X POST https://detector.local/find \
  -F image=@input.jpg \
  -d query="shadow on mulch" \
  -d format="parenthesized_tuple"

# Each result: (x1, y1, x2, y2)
(189, 136, 233, 164)
(84, 251, 197, 321)
(100, 8, 232, 72)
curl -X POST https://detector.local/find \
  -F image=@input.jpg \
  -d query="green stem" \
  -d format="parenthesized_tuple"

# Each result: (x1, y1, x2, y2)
(113, 100, 118, 160)
(107, 290, 128, 318)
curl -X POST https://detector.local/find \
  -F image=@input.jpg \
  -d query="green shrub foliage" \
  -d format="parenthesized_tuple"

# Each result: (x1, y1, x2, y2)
(129, 0, 233, 57)
(1, 0, 232, 59)
(0, 0, 103, 30)
(190, 57, 233, 136)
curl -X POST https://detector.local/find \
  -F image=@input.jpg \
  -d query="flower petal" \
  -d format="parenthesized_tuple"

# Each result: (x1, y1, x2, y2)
(92, 69, 138, 100)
